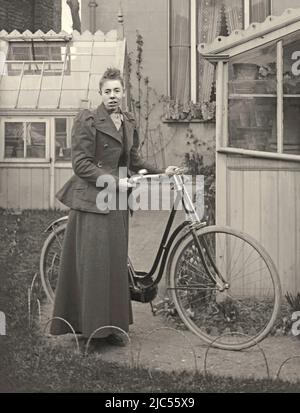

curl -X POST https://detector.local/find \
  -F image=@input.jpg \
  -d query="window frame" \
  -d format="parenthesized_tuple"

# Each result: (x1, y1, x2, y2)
(218, 36, 300, 160)
(53, 116, 74, 164)
(6, 41, 71, 76)
(168, 0, 272, 103)
(0, 117, 50, 163)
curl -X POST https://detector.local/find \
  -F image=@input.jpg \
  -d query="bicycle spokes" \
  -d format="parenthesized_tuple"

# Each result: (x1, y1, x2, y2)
(169, 228, 279, 349)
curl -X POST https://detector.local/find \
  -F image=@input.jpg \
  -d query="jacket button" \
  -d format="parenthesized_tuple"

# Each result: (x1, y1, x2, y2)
(97, 161, 102, 168)
(104, 143, 109, 148)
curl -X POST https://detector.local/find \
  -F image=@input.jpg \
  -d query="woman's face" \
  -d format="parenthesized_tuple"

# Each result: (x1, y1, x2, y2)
(100, 79, 124, 112)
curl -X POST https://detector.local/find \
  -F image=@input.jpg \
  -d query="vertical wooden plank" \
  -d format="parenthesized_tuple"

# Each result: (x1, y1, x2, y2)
(215, 61, 224, 151)
(277, 41, 283, 153)
(228, 169, 243, 231)
(54, 168, 72, 210)
(243, 171, 261, 297)
(0, 168, 8, 208)
(278, 170, 296, 294)
(216, 153, 227, 226)
(54, 169, 62, 210)
(222, 62, 228, 147)
(19, 168, 32, 209)
(243, 171, 260, 241)
(31, 168, 44, 209)
(260, 170, 279, 269)
(295, 171, 300, 293)
(260, 170, 279, 298)
(43, 168, 50, 209)
(244, 0, 250, 28)
(227, 169, 244, 294)
(190, 0, 197, 103)
(7, 168, 20, 209)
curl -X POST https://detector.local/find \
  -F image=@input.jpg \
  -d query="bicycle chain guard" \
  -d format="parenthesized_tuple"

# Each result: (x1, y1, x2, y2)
(129, 272, 158, 303)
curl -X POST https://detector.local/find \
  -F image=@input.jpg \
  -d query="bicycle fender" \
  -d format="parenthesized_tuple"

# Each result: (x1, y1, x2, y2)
(44, 215, 69, 233)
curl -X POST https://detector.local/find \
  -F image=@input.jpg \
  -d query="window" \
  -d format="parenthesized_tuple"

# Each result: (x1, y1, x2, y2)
(169, 0, 271, 104)
(6, 41, 70, 76)
(55, 118, 73, 162)
(4, 121, 47, 159)
(169, 0, 191, 104)
(228, 42, 277, 152)
(227, 31, 300, 155)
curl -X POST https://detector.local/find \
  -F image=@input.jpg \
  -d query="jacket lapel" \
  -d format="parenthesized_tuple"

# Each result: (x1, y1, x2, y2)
(93, 103, 123, 144)
(122, 113, 134, 154)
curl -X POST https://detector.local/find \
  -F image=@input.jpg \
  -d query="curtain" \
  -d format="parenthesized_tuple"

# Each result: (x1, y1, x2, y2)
(170, 0, 190, 103)
(223, 0, 244, 34)
(250, 0, 271, 23)
(197, 0, 223, 103)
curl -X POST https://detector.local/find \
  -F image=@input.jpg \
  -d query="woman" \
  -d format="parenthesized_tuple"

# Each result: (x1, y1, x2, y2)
(50, 68, 178, 346)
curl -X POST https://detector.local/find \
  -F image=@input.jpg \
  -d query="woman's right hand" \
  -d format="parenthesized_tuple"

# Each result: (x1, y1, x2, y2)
(119, 177, 135, 192)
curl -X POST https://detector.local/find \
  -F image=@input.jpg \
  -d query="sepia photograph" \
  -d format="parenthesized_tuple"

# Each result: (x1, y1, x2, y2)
(0, 0, 300, 396)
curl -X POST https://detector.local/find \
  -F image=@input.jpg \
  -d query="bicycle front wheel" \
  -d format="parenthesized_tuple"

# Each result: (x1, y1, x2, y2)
(40, 223, 67, 302)
(167, 225, 281, 350)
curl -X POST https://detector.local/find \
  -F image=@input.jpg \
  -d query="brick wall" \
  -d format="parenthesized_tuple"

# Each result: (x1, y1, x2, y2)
(0, 0, 33, 32)
(34, 0, 61, 32)
(0, 0, 61, 33)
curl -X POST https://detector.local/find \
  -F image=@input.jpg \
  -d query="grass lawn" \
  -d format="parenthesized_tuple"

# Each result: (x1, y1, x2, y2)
(0, 208, 300, 393)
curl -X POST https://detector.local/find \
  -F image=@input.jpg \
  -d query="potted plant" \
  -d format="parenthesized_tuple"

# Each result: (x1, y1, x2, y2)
(233, 63, 259, 80)
(163, 99, 215, 122)
(231, 63, 259, 94)
(31, 145, 45, 158)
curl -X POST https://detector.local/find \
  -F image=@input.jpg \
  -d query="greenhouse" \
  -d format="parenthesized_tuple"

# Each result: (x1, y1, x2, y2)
(0, 28, 128, 209)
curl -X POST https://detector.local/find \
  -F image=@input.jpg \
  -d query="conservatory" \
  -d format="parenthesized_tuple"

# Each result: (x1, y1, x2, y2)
(0, 28, 128, 210)
(199, 8, 300, 293)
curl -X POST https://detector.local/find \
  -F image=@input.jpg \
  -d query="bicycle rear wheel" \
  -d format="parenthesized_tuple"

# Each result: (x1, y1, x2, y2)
(40, 223, 67, 302)
(167, 225, 281, 350)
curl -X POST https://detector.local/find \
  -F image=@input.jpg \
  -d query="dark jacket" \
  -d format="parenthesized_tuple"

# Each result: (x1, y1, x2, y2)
(56, 103, 163, 213)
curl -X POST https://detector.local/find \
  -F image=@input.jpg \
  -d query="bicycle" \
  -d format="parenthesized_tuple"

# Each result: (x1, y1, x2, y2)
(40, 169, 281, 350)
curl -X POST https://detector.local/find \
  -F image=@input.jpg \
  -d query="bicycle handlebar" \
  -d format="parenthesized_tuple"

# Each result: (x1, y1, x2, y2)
(128, 167, 187, 185)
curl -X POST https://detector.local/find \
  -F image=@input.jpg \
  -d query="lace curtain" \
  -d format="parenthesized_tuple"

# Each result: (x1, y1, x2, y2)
(170, 0, 190, 103)
(198, 0, 270, 102)
(250, 0, 271, 23)
(197, 0, 223, 103)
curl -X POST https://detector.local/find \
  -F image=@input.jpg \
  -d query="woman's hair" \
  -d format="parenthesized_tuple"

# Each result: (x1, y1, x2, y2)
(99, 67, 125, 91)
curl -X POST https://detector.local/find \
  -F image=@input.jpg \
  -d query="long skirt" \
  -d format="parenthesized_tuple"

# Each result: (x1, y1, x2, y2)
(50, 208, 133, 338)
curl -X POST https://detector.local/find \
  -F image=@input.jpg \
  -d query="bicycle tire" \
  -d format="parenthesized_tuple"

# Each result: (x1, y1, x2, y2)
(40, 222, 67, 303)
(167, 225, 281, 350)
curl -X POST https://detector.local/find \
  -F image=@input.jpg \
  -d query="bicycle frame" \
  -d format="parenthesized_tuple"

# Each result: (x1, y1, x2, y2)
(129, 174, 227, 292)
(44, 173, 227, 292)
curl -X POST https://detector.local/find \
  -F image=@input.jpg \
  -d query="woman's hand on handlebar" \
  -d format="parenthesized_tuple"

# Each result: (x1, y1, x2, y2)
(165, 165, 182, 176)
(119, 177, 135, 192)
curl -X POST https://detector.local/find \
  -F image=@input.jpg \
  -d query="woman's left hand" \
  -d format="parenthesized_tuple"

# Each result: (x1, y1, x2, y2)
(165, 165, 180, 176)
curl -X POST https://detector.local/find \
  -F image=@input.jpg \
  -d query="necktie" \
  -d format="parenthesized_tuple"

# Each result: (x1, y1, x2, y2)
(110, 112, 123, 131)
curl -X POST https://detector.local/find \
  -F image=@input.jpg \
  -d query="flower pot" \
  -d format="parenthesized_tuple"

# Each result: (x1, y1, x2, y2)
(233, 63, 259, 80)
(31, 146, 45, 158)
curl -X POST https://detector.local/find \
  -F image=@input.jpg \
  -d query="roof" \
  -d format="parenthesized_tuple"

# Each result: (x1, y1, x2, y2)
(0, 30, 126, 111)
(198, 7, 300, 58)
